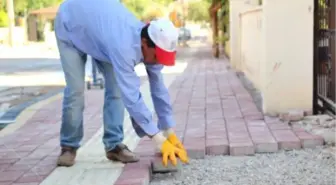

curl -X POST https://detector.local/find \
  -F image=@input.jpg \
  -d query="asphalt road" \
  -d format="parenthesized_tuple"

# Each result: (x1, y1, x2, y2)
(0, 53, 99, 89)
(0, 52, 95, 120)
(0, 33, 209, 88)
(0, 58, 62, 75)
(0, 26, 209, 76)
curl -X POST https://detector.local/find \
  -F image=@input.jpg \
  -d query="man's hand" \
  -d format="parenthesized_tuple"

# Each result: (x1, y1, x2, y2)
(152, 132, 189, 166)
(164, 128, 186, 151)
(161, 140, 188, 166)
(167, 133, 185, 150)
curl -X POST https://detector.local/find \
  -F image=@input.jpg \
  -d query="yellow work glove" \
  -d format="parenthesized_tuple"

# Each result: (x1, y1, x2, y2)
(152, 132, 189, 167)
(164, 128, 185, 150)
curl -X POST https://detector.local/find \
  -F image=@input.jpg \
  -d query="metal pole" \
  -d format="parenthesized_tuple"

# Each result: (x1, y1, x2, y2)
(313, 0, 319, 114)
(6, 0, 15, 47)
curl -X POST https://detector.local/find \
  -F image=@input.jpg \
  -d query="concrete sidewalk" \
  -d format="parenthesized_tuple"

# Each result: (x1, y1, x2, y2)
(0, 46, 324, 185)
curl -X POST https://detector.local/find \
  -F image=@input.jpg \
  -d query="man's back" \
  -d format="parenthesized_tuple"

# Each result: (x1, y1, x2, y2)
(55, 0, 143, 62)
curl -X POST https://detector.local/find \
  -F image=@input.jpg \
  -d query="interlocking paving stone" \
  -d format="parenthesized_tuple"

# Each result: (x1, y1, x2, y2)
(271, 129, 301, 150)
(1, 47, 326, 185)
(0, 90, 104, 185)
(151, 156, 181, 174)
(119, 48, 326, 184)
(294, 131, 324, 148)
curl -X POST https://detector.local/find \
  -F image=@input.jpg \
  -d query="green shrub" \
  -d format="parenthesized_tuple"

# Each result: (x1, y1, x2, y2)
(0, 10, 8, 27)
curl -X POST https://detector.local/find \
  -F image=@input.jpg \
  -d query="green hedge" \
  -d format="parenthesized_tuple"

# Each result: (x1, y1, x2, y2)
(0, 10, 8, 27)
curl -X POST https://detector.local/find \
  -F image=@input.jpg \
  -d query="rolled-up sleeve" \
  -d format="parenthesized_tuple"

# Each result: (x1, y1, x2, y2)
(146, 64, 175, 130)
(109, 52, 160, 136)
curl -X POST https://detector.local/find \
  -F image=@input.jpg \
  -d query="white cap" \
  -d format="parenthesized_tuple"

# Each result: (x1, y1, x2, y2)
(147, 18, 178, 52)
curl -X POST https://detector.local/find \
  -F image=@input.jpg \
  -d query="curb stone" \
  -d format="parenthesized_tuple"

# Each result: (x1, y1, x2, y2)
(0, 88, 62, 122)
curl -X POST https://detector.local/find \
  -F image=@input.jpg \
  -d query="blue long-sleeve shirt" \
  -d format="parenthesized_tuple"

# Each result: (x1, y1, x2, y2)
(54, 0, 175, 136)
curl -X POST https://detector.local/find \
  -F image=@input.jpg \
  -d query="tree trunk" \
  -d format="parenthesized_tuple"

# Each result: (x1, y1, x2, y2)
(209, 0, 220, 58)
(212, 11, 219, 58)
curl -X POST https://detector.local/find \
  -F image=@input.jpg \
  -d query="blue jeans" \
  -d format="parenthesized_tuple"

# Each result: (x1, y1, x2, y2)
(57, 39, 124, 151)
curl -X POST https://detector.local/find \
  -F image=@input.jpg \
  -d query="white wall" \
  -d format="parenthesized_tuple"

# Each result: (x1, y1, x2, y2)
(229, 0, 260, 70)
(240, 7, 263, 89)
(261, 0, 314, 114)
(236, 0, 314, 114)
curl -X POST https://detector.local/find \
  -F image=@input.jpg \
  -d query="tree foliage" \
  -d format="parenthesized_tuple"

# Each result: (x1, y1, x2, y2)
(187, 0, 211, 22)
(0, 0, 174, 19)
(0, 10, 8, 27)
(122, 0, 148, 19)
(0, 0, 62, 16)
(219, 0, 229, 32)
(122, 0, 173, 20)
(142, 4, 165, 21)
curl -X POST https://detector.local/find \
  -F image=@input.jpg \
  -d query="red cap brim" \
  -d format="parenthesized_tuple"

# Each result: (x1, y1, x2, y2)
(155, 46, 176, 66)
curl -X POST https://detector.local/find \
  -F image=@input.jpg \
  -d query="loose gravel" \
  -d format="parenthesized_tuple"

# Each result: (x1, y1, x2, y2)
(151, 147, 335, 185)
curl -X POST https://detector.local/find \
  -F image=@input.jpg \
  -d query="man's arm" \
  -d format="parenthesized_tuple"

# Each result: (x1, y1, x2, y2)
(145, 64, 187, 150)
(109, 52, 160, 137)
(145, 64, 175, 130)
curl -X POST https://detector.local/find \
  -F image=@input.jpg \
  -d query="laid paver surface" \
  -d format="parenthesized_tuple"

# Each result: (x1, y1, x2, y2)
(0, 48, 190, 185)
(114, 46, 325, 185)
(0, 45, 325, 185)
(0, 90, 105, 185)
(0, 75, 157, 185)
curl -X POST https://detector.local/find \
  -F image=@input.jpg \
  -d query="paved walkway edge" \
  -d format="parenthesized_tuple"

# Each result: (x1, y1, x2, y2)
(39, 63, 188, 185)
